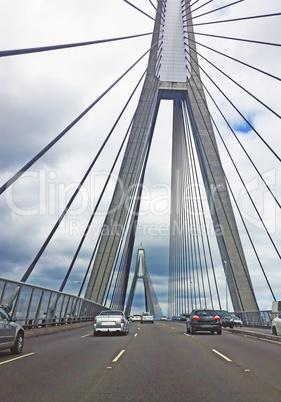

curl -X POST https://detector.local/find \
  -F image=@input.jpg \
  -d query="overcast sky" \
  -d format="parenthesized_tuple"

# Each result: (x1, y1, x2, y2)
(0, 1, 280, 315)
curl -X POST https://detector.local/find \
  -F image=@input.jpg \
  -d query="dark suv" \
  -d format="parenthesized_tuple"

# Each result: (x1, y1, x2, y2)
(186, 309, 222, 335)
(0, 307, 24, 354)
(215, 310, 234, 329)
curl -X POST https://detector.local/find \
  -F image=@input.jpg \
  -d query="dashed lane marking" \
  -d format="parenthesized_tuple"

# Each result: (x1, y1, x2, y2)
(112, 350, 125, 363)
(212, 349, 232, 362)
(0, 352, 35, 365)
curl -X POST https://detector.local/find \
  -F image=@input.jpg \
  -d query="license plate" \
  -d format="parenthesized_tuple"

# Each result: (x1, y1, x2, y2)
(102, 321, 115, 326)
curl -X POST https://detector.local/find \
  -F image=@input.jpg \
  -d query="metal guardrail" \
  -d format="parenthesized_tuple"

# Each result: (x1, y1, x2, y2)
(0, 278, 275, 330)
(233, 310, 272, 328)
(0, 278, 108, 329)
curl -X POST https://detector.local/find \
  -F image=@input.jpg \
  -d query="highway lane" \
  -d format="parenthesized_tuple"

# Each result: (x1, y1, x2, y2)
(84, 322, 281, 401)
(0, 324, 135, 401)
(0, 321, 280, 401)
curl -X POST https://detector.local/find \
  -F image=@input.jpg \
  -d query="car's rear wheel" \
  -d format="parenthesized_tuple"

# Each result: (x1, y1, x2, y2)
(190, 327, 195, 335)
(10, 332, 24, 354)
(217, 329, 222, 335)
(272, 326, 277, 336)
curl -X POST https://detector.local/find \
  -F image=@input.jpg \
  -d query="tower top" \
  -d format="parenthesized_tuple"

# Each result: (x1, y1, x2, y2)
(157, 0, 190, 84)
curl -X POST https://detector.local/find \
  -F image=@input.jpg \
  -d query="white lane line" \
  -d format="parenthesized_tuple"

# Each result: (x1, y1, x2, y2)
(81, 333, 91, 338)
(134, 333, 138, 338)
(0, 352, 35, 365)
(212, 349, 232, 362)
(112, 350, 125, 363)
(171, 327, 175, 330)
(184, 333, 190, 337)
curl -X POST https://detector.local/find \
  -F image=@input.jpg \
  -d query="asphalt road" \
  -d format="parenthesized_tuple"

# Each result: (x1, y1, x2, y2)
(0, 321, 280, 401)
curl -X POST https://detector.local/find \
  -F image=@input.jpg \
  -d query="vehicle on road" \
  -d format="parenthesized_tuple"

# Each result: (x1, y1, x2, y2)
(93, 310, 129, 336)
(180, 313, 190, 321)
(215, 310, 234, 328)
(131, 314, 142, 322)
(141, 312, 154, 324)
(0, 307, 24, 354)
(186, 309, 222, 335)
(271, 314, 281, 336)
(231, 315, 243, 327)
(172, 315, 180, 321)
(160, 315, 168, 321)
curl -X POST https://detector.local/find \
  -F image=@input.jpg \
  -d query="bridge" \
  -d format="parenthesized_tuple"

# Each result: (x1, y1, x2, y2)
(0, 1, 280, 325)
(1, 1, 281, 400)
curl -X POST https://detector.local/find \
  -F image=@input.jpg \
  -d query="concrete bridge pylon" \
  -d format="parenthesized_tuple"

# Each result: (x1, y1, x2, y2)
(85, 0, 259, 313)
(125, 248, 163, 318)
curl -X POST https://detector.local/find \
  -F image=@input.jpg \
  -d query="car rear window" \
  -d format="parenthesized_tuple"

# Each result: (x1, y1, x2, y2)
(100, 311, 123, 316)
(195, 310, 217, 317)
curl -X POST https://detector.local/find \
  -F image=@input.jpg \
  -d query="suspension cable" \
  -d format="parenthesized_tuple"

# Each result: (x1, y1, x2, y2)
(0, 33, 154, 57)
(191, 45, 281, 119)
(186, 0, 245, 22)
(184, 55, 277, 299)
(123, 0, 156, 21)
(59, 67, 148, 292)
(184, 30, 281, 48)
(184, 12, 281, 28)
(184, 49, 281, 164)
(186, 36, 281, 82)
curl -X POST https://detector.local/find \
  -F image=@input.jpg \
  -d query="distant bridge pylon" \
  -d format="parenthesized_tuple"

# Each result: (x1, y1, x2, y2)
(125, 249, 163, 319)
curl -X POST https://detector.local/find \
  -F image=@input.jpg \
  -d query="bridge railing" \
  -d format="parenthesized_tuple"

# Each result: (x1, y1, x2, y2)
(0, 278, 108, 329)
(234, 310, 272, 328)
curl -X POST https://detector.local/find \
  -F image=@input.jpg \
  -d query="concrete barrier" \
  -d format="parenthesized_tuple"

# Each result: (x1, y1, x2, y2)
(224, 327, 281, 343)
(25, 321, 93, 338)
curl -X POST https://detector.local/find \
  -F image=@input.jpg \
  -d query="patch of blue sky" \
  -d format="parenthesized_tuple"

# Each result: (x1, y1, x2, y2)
(232, 117, 253, 134)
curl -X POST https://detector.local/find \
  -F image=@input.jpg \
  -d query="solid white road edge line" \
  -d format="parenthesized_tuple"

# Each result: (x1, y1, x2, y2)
(112, 350, 125, 363)
(212, 349, 232, 362)
(0, 352, 35, 365)
(81, 334, 91, 338)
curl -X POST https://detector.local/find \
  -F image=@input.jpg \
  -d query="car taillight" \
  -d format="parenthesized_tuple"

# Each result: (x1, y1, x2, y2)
(94, 318, 97, 324)
(121, 318, 125, 323)
(214, 315, 220, 320)
(192, 315, 200, 320)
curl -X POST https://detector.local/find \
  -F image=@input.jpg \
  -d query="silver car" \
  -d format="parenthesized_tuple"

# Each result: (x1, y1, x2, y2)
(231, 315, 243, 327)
(0, 307, 24, 354)
(141, 312, 154, 324)
(93, 310, 129, 336)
